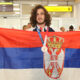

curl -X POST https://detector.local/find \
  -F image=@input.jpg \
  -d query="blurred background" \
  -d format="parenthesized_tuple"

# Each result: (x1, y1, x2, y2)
(0, 0, 80, 31)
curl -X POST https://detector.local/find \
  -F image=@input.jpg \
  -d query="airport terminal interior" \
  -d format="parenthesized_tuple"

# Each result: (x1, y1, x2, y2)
(0, 0, 80, 31)
(0, 1, 80, 80)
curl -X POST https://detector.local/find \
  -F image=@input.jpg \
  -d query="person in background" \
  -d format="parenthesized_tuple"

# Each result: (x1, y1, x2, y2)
(69, 25, 74, 31)
(23, 23, 34, 31)
(78, 26, 80, 31)
(30, 5, 55, 32)
(27, 23, 32, 28)
(60, 27, 65, 32)
(23, 25, 27, 31)
(26, 23, 34, 31)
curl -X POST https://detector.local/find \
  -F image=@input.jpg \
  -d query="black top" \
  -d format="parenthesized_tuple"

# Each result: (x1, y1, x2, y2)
(33, 26, 55, 32)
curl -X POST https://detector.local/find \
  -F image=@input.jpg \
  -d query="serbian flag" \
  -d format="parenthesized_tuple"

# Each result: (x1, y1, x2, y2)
(0, 28, 80, 80)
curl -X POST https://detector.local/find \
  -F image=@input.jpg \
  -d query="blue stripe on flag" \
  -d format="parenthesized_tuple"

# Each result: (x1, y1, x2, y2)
(0, 48, 43, 69)
(0, 48, 80, 69)
(64, 48, 80, 68)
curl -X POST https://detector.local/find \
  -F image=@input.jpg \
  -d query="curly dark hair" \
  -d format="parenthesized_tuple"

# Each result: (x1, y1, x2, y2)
(30, 5, 51, 27)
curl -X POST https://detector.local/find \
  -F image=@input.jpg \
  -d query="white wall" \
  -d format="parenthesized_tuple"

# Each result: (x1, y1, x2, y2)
(50, 18, 77, 31)
(0, 17, 21, 29)
(75, 3, 80, 29)
(72, 3, 80, 30)
(0, 16, 77, 32)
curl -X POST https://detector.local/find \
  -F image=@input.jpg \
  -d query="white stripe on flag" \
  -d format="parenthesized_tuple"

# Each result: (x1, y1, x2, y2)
(0, 68, 80, 80)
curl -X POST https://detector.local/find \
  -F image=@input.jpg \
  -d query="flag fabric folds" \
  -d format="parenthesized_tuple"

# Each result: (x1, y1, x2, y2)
(0, 28, 80, 80)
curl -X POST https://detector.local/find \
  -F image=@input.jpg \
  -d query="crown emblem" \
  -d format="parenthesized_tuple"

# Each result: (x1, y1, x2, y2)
(47, 35, 64, 49)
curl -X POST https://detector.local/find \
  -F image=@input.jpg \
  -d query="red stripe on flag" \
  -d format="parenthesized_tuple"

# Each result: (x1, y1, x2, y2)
(0, 28, 80, 48)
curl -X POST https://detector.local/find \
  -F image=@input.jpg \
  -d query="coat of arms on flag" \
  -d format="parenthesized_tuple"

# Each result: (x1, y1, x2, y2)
(43, 35, 64, 79)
